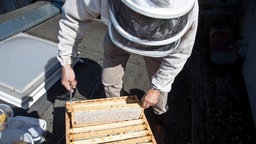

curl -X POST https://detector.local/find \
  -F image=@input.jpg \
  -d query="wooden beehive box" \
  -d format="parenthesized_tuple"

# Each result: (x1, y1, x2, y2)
(65, 96, 157, 144)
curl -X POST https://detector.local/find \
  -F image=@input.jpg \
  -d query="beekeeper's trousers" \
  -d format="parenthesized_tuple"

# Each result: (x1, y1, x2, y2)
(102, 34, 168, 115)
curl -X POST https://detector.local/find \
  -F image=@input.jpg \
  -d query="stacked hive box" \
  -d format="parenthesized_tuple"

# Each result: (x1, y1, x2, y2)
(65, 96, 156, 144)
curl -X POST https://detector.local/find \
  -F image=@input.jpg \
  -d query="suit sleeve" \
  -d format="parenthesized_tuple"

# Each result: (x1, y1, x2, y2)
(57, 0, 102, 66)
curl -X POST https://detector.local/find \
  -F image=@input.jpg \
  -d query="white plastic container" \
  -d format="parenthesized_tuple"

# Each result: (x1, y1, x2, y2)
(0, 129, 34, 144)
(7, 116, 47, 143)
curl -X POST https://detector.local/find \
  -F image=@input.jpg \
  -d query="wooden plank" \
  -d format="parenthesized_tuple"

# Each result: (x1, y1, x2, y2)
(66, 96, 139, 112)
(70, 103, 141, 111)
(70, 119, 144, 134)
(71, 130, 149, 144)
(70, 125, 146, 140)
(104, 136, 152, 144)
(66, 111, 71, 144)
(69, 96, 138, 106)
(141, 112, 157, 144)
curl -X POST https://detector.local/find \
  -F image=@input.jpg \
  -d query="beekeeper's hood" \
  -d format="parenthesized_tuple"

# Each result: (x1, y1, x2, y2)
(108, 0, 195, 57)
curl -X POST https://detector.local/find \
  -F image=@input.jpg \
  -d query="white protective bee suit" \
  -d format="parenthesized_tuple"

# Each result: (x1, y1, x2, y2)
(57, 0, 199, 115)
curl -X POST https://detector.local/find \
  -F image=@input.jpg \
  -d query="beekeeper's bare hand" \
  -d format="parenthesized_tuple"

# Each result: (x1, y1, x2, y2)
(141, 89, 160, 109)
(61, 65, 77, 92)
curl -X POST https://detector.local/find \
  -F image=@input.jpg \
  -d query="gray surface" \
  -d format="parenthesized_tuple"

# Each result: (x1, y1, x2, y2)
(0, 1, 62, 41)
(240, 0, 256, 128)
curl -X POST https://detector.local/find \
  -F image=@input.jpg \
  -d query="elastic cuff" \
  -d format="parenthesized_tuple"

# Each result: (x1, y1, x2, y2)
(151, 85, 161, 91)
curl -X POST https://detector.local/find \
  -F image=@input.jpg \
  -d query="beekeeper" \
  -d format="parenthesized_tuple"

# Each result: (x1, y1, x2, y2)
(57, 0, 199, 117)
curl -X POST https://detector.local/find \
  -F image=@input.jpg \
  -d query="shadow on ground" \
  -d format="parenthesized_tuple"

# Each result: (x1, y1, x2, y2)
(44, 58, 105, 143)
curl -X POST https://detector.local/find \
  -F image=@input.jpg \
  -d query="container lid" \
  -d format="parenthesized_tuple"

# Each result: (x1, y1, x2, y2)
(0, 33, 61, 107)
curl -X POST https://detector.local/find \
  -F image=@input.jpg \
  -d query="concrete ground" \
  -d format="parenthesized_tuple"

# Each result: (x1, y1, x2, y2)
(1, 1, 255, 144)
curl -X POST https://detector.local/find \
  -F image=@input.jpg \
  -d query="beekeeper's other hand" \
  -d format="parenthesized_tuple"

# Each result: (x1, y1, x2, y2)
(141, 89, 160, 109)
